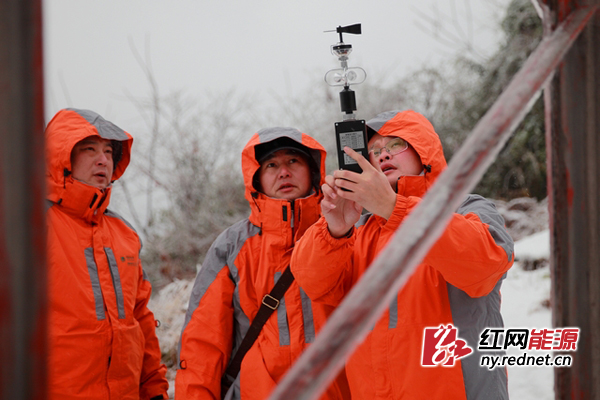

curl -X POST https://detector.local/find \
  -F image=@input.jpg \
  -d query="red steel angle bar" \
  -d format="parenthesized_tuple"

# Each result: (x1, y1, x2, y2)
(269, 6, 597, 400)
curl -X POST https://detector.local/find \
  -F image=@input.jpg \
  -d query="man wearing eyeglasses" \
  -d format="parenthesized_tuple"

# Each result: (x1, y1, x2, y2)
(291, 110, 514, 399)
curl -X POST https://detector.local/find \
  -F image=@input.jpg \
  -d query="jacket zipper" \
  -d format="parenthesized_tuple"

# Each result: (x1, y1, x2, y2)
(290, 200, 295, 244)
(282, 201, 296, 244)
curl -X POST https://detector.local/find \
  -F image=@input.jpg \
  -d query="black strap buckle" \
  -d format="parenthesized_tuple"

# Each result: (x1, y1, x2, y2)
(262, 294, 279, 310)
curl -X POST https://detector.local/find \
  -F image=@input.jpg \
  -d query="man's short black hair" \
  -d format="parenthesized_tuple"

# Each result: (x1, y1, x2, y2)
(111, 140, 123, 167)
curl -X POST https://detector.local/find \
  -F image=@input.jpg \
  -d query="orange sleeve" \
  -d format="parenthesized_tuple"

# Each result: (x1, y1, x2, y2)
(424, 195, 514, 297)
(135, 264, 169, 400)
(291, 217, 356, 307)
(176, 267, 235, 400)
(292, 194, 412, 306)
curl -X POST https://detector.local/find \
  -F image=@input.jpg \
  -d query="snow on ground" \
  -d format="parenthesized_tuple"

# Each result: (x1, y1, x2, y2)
(150, 198, 554, 399)
(503, 229, 553, 400)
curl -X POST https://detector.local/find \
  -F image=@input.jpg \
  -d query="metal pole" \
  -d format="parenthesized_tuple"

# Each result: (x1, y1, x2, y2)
(0, 0, 46, 399)
(269, 6, 597, 400)
(545, 1, 600, 398)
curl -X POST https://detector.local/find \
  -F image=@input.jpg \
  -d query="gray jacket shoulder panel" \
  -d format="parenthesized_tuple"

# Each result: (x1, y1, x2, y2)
(356, 212, 373, 228)
(181, 219, 261, 332)
(177, 219, 261, 368)
(45, 199, 55, 213)
(456, 195, 514, 261)
(447, 277, 508, 400)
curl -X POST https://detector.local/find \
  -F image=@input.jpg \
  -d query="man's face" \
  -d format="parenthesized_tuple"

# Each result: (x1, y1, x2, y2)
(368, 133, 423, 189)
(70, 136, 114, 190)
(258, 149, 312, 201)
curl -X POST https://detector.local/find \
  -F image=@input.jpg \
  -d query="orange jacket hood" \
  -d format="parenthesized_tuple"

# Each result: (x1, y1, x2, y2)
(45, 108, 133, 218)
(241, 127, 326, 226)
(366, 110, 446, 196)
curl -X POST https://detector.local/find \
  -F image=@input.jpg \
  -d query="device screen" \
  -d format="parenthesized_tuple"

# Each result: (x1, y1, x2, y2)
(335, 120, 368, 173)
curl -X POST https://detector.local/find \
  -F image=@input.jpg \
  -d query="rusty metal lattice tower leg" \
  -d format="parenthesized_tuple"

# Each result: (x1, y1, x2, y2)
(0, 0, 46, 399)
(545, 1, 600, 399)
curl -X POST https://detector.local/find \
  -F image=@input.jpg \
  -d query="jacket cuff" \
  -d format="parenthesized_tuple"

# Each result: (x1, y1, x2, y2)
(382, 194, 409, 231)
(317, 217, 355, 245)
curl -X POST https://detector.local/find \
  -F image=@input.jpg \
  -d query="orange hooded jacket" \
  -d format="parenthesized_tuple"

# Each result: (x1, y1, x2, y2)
(291, 110, 514, 399)
(175, 128, 349, 400)
(45, 109, 168, 400)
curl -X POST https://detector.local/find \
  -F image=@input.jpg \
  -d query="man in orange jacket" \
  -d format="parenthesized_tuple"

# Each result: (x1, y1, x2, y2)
(291, 110, 514, 399)
(45, 108, 169, 400)
(176, 128, 349, 400)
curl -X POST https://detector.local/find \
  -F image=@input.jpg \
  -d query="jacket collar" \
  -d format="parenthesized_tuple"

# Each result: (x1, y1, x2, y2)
(49, 177, 111, 224)
(396, 174, 429, 198)
(248, 191, 321, 243)
(367, 174, 429, 227)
